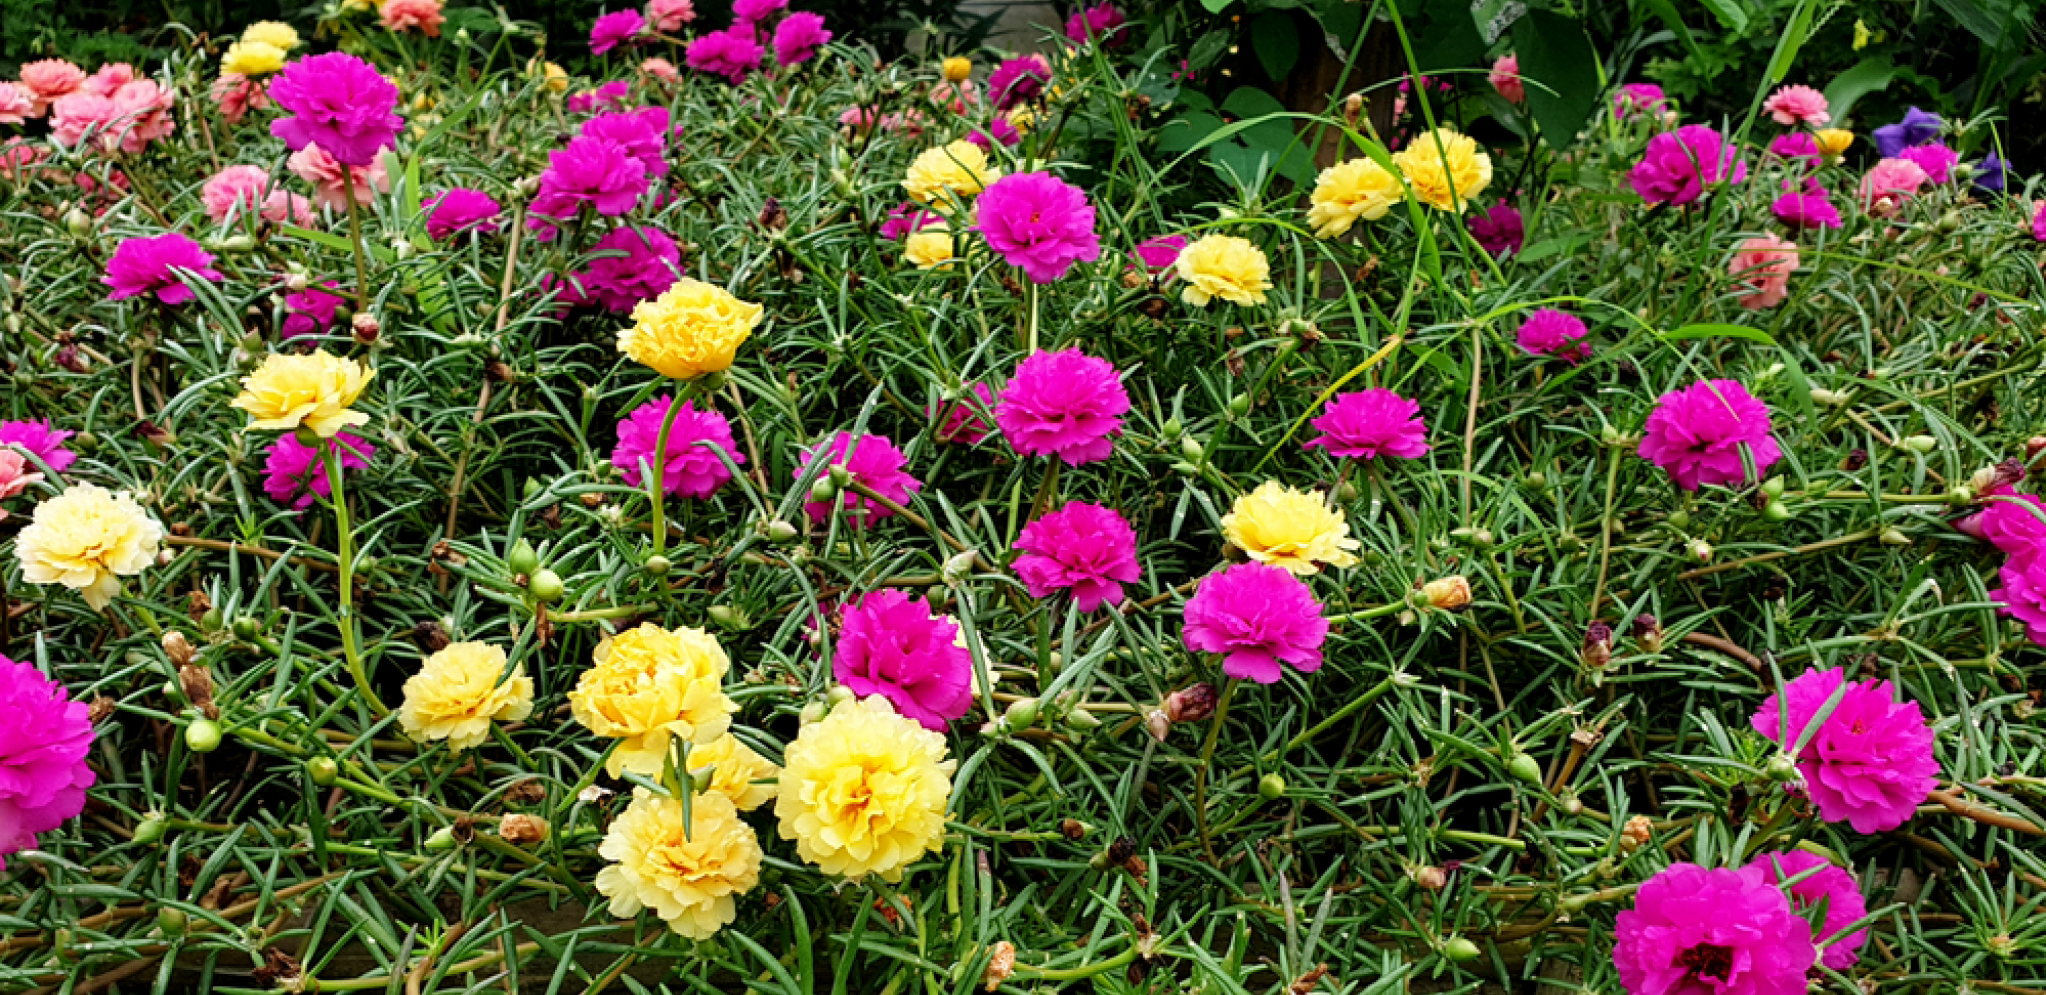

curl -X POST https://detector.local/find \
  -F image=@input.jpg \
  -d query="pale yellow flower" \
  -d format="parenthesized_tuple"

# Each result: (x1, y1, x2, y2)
(902, 227, 955, 270)
(690, 733, 779, 811)
(241, 21, 301, 49)
(542, 62, 569, 93)
(231, 350, 374, 438)
(15, 484, 164, 610)
(1222, 480, 1360, 575)
(903, 140, 1001, 204)
(570, 623, 737, 779)
(1390, 129, 1492, 212)
(1307, 157, 1404, 238)
(596, 788, 762, 939)
(1815, 129, 1854, 156)
(1175, 234, 1271, 307)
(775, 695, 953, 881)
(620, 279, 763, 380)
(397, 641, 534, 751)
(221, 41, 286, 76)
(941, 57, 972, 83)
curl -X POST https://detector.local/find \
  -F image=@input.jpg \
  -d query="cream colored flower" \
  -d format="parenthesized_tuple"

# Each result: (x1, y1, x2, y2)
(1222, 480, 1360, 575)
(619, 279, 763, 380)
(1390, 129, 1492, 212)
(1306, 157, 1403, 238)
(903, 140, 1001, 204)
(1175, 234, 1271, 307)
(231, 350, 375, 437)
(569, 623, 737, 778)
(398, 641, 534, 751)
(689, 733, 779, 811)
(15, 484, 164, 610)
(596, 787, 762, 939)
(775, 695, 953, 881)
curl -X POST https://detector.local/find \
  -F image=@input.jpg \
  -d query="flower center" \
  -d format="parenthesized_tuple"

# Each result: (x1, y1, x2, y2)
(1678, 943, 1735, 982)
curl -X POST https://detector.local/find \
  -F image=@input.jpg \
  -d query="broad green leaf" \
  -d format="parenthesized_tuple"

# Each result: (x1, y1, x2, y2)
(1696, 0, 1750, 33)
(1200, 0, 1232, 13)
(1765, 0, 1816, 84)
(1824, 56, 1896, 124)
(1511, 11, 1600, 150)
(1250, 12, 1301, 81)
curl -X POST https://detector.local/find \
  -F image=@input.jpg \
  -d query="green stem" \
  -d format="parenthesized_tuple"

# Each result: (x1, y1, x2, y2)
(344, 186, 371, 314)
(1589, 444, 1622, 618)
(1025, 279, 1040, 353)
(1227, 675, 1397, 782)
(1013, 945, 1141, 981)
(1193, 678, 1238, 862)
(325, 439, 388, 717)
(648, 387, 692, 558)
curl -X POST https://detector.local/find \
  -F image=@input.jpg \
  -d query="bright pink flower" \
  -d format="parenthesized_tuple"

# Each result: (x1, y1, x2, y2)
(1181, 562, 1328, 684)
(1489, 54, 1524, 104)
(995, 348, 1129, 466)
(879, 202, 944, 239)
(797, 432, 922, 527)
(1753, 668, 1939, 833)
(1766, 132, 1820, 165)
(774, 12, 831, 65)
(269, 52, 402, 166)
(382, 0, 445, 35)
(611, 396, 741, 498)
(202, 165, 274, 223)
(1613, 863, 1815, 995)
(568, 80, 632, 114)
(104, 232, 223, 305)
(209, 73, 269, 125)
(733, 0, 787, 22)
(976, 172, 1101, 283)
(966, 117, 1021, 150)
(1896, 143, 1959, 184)
(1013, 501, 1141, 612)
(527, 136, 649, 236)
(1771, 183, 1839, 231)
(931, 383, 994, 444)
(1747, 851, 1868, 970)
(1638, 379, 1781, 491)
(1613, 83, 1666, 118)
(288, 144, 390, 210)
(581, 106, 670, 178)
(263, 432, 375, 510)
(1515, 308, 1591, 363)
(1762, 84, 1829, 127)
(647, 0, 695, 31)
(987, 55, 1050, 111)
(1468, 200, 1523, 257)
(1858, 158, 1927, 215)
(1066, 4, 1128, 47)
(641, 57, 681, 83)
(1304, 388, 1429, 459)
(686, 27, 765, 84)
(0, 421, 77, 473)
(590, 9, 646, 54)
(833, 590, 973, 731)
(0, 451, 44, 517)
(19, 59, 85, 115)
(1993, 552, 2046, 647)
(1131, 234, 1186, 274)
(572, 226, 683, 312)
(0, 655, 98, 870)
(2033, 202, 2046, 242)
(0, 83, 33, 124)
(1630, 124, 1746, 206)
(283, 282, 345, 339)
(1729, 234, 1797, 310)
(1961, 483, 2046, 555)
(425, 188, 502, 240)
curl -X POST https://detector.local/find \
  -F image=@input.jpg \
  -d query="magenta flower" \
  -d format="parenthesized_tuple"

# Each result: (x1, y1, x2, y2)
(567, 80, 633, 115)
(1467, 200, 1523, 258)
(1612, 83, 1666, 119)
(425, 188, 502, 241)
(1181, 562, 1328, 684)
(104, 233, 223, 305)
(590, 9, 646, 54)
(976, 172, 1101, 283)
(833, 589, 973, 731)
(1013, 501, 1141, 612)
(573, 226, 683, 312)
(1771, 183, 1840, 231)
(527, 136, 650, 235)
(1961, 483, 2046, 555)
(1065, 4, 1128, 46)
(994, 348, 1129, 466)
(1515, 309, 1592, 363)
(987, 55, 1050, 111)
(0, 656, 97, 870)
(966, 117, 1022, 150)
(1766, 132, 1821, 165)
(580, 106, 671, 179)
(1303, 389, 1428, 460)
(880, 202, 944, 240)
(1131, 234, 1186, 275)
(263, 432, 375, 510)
(282, 281, 346, 339)
(0, 420, 77, 473)
(797, 432, 922, 527)
(1637, 379, 1781, 491)
(1753, 668, 1940, 833)
(931, 382, 994, 444)
(611, 396, 741, 499)
(1747, 851, 1868, 970)
(1613, 863, 1816, 995)
(733, 0, 787, 21)
(687, 28, 766, 84)
(269, 53, 402, 167)
(2033, 202, 2046, 242)
(1897, 143, 1959, 184)
(773, 12, 831, 66)
(1992, 552, 2046, 647)
(1630, 125, 1746, 206)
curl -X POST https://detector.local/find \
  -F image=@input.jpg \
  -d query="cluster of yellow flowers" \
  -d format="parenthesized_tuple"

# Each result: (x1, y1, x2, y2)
(904, 140, 1001, 205)
(222, 21, 299, 77)
(1222, 481, 1360, 574)
(1304, 127, 1494, 242)
(620, 279, 764, 380)
(569, 622, 739, 778)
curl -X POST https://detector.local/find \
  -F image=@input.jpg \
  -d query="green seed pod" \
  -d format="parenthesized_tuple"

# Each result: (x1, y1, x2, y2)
(1947, 486, 1975, 506)
(1760, 499, 1791, 522)
(1441, 937, 1482, 963)
(522, 478, 544, 500)
(1764, 753, 1799, 781)
(1063, 708, 1101, 733)
(157, 907, 189, 936)
(424, 826, 457, 852)
(809, 476, 840, 504)
(199, 607, 224, 634)
(828, 464, 854, 488)
(1761, 477, 1785, 499)
(1258, 773, 1286, 800)
(1666, 509, 1691, 529)
(1337, 481, 1359, 503)
(65, 207, 94, 237)
(507, 539, 540, 577)
(1523, 471, 1547, 491)
(231, 615, 261, 640)
(1900, 434, 1938, 454)
(1180, 435, 1204, 461)
(527, 568, 565, 603)
(707, 604, 748, 630)
(133, 814, 168, 845)
(1506, 752, 1544, 786)
(644, 554, 672, 577)
(71, 431, 99, 453)
(185, 719, 223, 754)
(765, 520, 800, 543)
(1160, 418, 1183, 440)
(306, 758, 340, 787)
(1227, 394, 1250, 417)
(799, 700, 828, 724)
(827, 685, 856, 707)
(1004, 697, 1041, 730)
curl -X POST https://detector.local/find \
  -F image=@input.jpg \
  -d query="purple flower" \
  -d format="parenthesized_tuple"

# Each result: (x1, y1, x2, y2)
(611, 395, 740, 498)
(262, 432, 375, 510)
(1630, 124, 1747, 206)
(567, 80, 632, 115)
(833, 589, 973, 731)
(1752, 668, 1939, 833)
(1896, 142, 1959, 184)
(0, 655, 97, 870)
(732, 0, 787, 22)
(1130, 234, 1186, 274)
(1766, 132, 1821, 165)
(1012, 501, 1141, 612)
(590, 9, 646, 55)
(965, 117, 1021, 150)
(1467, 200, 1523, 257)
(1637, 379, 1781, 491)
(580, 106, 671, 178)
(1303, 388, 1429, 459)
(686, 27, 766, 84)
(1612, 83, 1666, 119)
(1514, 309, 1592, 363)
(879, 202, 943, 240)
(987, 55, 1050, 111)
(0, 420, 77, 473)
(797, 431, 921, 527)
(1181, 562, 1328, 684)
(1974, 153, 2010, 194)
(268, 52, 403, 167)
(1747, 850, 1869, 970)
(773, 12, 831, 66)
(994, 348, 1130, 466)
(1873, 106, 1941, 158)
(1993, 551, 2046, 646)
(975, 172, 1101, 283)
(931, 382, 994, 444)
(1771, 181, 1840, 231)
(1613, 863, 1816, 995)
(425, 188, 502, 241)
(282, 281, 346, 339)
(103, 232, 223, 305)
(1065, 4, 1128, 47)
(570, 226, 683, 312)
(527, 136, 650, 236)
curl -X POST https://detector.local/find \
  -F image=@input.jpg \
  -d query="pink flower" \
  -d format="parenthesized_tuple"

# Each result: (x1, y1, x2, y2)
(1515, 308, 1592, 363)
(0, 420, 78, 473)
(931, 78, 977, 113)
(611, 396, 741, 498)
(202, 165, 274, 223)
(0, 139, 45, 178)
(641, 57, 681, 83)
(879, 202, 944, 239)
(283, 282, 346, 339)
(263, 432, 375, 510)
(0, 451, 44, 517)
(209, 74, 269, 126)
(1613, 83, 1666, 118)
(774, 12, 832, 66)
(797, 432, 921, 527)
(19, 59, 86, 115)
(833, 590, 973, 731)
(965, 117, 1021, 150)
(0, 656, 98, 870)
(1747, 851, 1868, 970)
(79, 64, 137, 97)
(1613, 863, 1816, 995)
(1993, 552, 2046, 646)
(382, 0, 445, 35)
(567, 80, 632, 114)
(1013, 501, 1141, 612)
(987, 55, 1050, 111)
(581, 106, 670, 178)
(1762, 84, 1829, 127)
(995, 348, 1129, 466)
(1182, 562, 1328, 684)
(527, 136, 650, 236)
(0, 83, 33, 125)
(1771, 182, 1839, 231)
(1637, 379, 1781, 491)
(733, 0, 787, 22)
(976, 172, 1101, 283)
(425, 188, 502, 240)
(269, 52, 402, 167)
(1304, 388, 1429, 459)
(50, 75, 175, 154)
(573, 225, 683, 312)
(1752, 668, 1939, 833)
(1766, 132, 1820, 165)
(931, 383, 994, 444)
(289, 144, 391, 210)
(647, 0, 696, 31)
(104, 232, 223, 305)
(1489, 54, 1524, 104)
(1729, 234, 1797, 310)
(1896, 143, 1959, 184)
(590, 9, 646, 54)
(1630, 124, 1746, 206)
(1131, 234, 1185, 275)
(1065, 4, 1129, 47)
(1467, 200, 1523, 257)
(264, 191, 317, 227)
(2033, 202, 2046, 242)
(1962, 483, 2046, 555)
(686, 28, 765, 84)
(1858, 158, 1927, 214)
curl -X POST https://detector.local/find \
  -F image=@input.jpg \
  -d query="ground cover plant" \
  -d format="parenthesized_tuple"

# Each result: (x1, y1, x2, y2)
(3, 2, 2046, 994)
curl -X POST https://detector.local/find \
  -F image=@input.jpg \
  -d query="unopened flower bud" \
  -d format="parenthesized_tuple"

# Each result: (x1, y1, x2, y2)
(1687, 538, 1714, 562)
(644, 554, 671, 576)
(351, 312, 380, 343)
(158, 906, 189, 936)
(306, 757, 341, 786)
(1144, 708, 1171, 742)
(826, 684, 856, 707)
(1440, 937, 1482, 963)
(1180, 435, 1204, 461)
(1582, 621, 1613, 669)
(1506, 752, 1543, 786)
(506, 538, 539, 577)
(1879, 526, 1911, 546)
(1227, 393, 1250, 418)
(942, 549, 977, 584)
(1630, 614, 1662, 653)
(1764, 753, 1799, 781)
(1343, 92, 1363, 130)
(133, 813, 168, 844)
(1004, 697, 1040, 730)
(1063, 708, 1101, 732)
(764, 519, 800, 543)
(1899, 434, 1938, 454)
(499, 814, 550, 846)
(1258, 773, 1287, 800)
(65, 206, 93, 237)
(527, 568, 564, 603)
(1421, 575, 1472, 611)
(809, 475, 840, 504)
(706, 604, 749, 630)
(799, 700, 828, 724)
(185, 718, 223, 753)
(1761, 499, 1791, 522)
(1163, 683, 1218, 723)
(424, 826, 458, 851)
(1409, 864, 1447, 890)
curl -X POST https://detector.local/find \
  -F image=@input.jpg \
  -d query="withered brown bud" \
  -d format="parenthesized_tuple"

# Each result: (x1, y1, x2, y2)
(505, 778, 547, 806)
(133, 420, 175, 446)
(578, 492, 605, 508)
(450, 816, 477, 846)
(982, 941, 1016, 992)
(1582, 621, 1613, 669)
(162, 630, 196, 668)
(178, 664, 216, 709)
(1059, 818, 1089, 841)
(89, 696, 118, 723)
(1342, 92, 1363, 130)
(1421, 575, 1472, 611)
(1619, 814, 1653, 854)
(1843, 447, 1869, 472)
(1993, 457, 2027, 488)
(1164, 682, 1218, 724)
(411, 619, 452, 653)
(498, 814, 549, 846)
(1106, 835, 1137, 866)
(484, 359, 515, 383)
(186, 590, 214, 622)
(1408, 864, 1447, 890)
(758, 197, 789, 231)
(1144, 709, 1171, 743)
(1120, 270, 1146, 290)
(55, 345, 89, 373)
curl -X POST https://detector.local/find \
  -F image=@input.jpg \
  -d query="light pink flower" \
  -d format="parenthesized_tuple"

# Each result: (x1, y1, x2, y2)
(1729, 234, 1797, 310)
(288, 144, 391, 210)
(1858, 158, 1927, 215)
(0, 450, 43, 518)
(1489, 54, 1524, 104)
(647, 0, 696, 32)
(202, 165, 273, 223)
(1762, 84, 1829, 126)
(19, 59, 86, 115)
(50, 76, 175, 154)
(641, 57, 681, 83)
(209, 73, 270, 125)
(382, 0, 446, 36)
(0, 83, 33, 124)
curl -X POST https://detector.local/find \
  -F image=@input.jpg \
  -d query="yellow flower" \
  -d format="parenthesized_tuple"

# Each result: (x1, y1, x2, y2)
(1175, 234, 1271, 307)
(1222, 480, 1360, 575)
(570, 623, 737, 779)
(775, 696, 954, 881)
(397, 641, 535, 751)
(620, 279, 763, 380)
(1852, 18, 1871, 50)
(15, 484, 164, 610)
(690, 733, 779, 811)
(221, 41, 287, 77)
(1815, 128, 1854, 156)
(1005, 105, 1036, 135)
(542, 62, 569, 93)
(1390, 129, 1492, 212)
(902, 227, 955, 270)
(941, 56, 972, 83)
(1306, 157, 1404, 239)
(903, 140, 1001, 204)
(231, 350, 374, 438)
(596, 788, 762, 939)
(240, 21, 300, 50)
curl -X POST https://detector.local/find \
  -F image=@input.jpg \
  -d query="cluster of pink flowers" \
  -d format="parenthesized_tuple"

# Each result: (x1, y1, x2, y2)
(1637, 379, 1781, 491)
(1612, 82, 1666, 119)
(48, 63, 177, 154)
(1752, 668, 1939, 832)
(1304, 389, 1429, 460)
(667, 0, 828, 83)
(264, 433, 377, 510)
(993, 348, 1130, 466)
(0, 656, 98, 869)
(1013, 501, 1142, 612)
(201, 165, 315, 227)
(833, 590, 974, 730)
(987, 55, 1051, 111)
(976, 172, 1101, 283)
(611, 395, 741, 498)
(528, 105, 671, 238)
(797, 432, 922, 527)
(104, 232, 224, 305)
(289, 144, 391, 211)
(425, 188, 503, 241)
